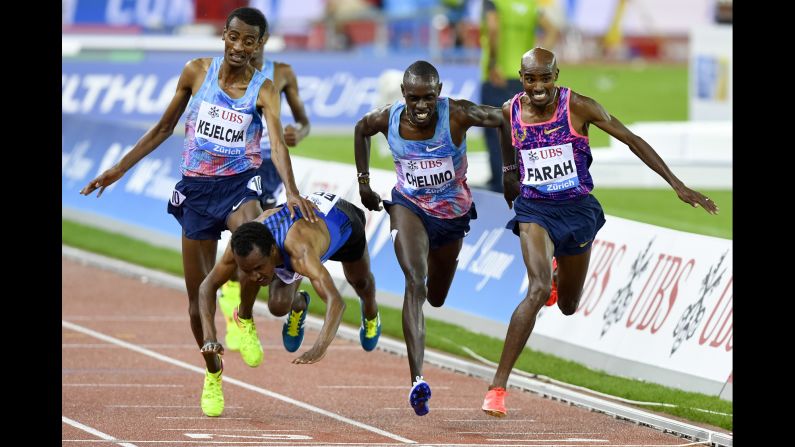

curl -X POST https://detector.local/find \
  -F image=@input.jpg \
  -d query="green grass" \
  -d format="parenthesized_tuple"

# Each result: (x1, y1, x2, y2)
(292, 63, 687, 157)
(592, 189, 732, 239)
(62, 218, 732, 430)
(560, 63, 688, 147)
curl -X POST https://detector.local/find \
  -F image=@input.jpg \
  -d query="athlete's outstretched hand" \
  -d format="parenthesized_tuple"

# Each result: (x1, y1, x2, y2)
(502, 170, 520, 209)
(200, 341, 224, 357)
(359, 184, 383, 212)
(673, 184, 719, 215)
(286, 192, 319, 222)
(80, 166, 125, 198)
(292, 346, 327, 364)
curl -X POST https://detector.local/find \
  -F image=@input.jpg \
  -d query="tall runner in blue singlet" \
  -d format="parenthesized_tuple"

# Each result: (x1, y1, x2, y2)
(80, 7, 318, 419)
(481, 48, 720, 417)
(197, 192, 380, 387)
(217, 28, 313, 358)
(354, 61, 506, 416)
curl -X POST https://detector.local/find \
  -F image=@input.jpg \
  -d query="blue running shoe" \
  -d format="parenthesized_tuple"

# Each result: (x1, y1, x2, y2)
(359, 307, 381, 352)
(408, 376, 431, 416)
(282, 291, 310, 352)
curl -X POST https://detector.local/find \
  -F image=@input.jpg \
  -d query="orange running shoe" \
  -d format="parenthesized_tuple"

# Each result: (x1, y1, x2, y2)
(482, 387, 507, 417)
(546, 257, 558, 307)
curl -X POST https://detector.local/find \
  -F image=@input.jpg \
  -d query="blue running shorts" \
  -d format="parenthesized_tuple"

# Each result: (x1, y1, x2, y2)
(167, 170, 262, 240)
(383, 187, 477, 250)
(507, 194, 606, 257)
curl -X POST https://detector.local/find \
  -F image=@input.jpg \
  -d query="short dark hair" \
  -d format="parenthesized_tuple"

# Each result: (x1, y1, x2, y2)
(225, 7, 268, 39)
(231, 222, 275, 258)
(403, 60, 440, 84)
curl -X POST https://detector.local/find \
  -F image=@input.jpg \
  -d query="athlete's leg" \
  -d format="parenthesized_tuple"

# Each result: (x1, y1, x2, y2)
(389, 205, 431, 383)
(342, 247, 377, 320)
(224, 201, 264, 320)
(268, 277, 303, 317)
(426, 238, 464, 307)
(555, 250, 593, 315)
(490, 222, 555, 390)
(182, 235, 221, 372)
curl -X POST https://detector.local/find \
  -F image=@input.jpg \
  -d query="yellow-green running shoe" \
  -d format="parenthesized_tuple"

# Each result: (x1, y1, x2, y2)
(359, 309, 381, 352)
(201, 367, 224, 417)
(219, 282, 242, 351)
(234, 308, 263, 367)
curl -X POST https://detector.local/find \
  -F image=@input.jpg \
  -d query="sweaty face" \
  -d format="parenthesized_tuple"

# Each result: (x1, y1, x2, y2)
(222, 18, 262, 67)
(233, 246, 274, 286)
(519, 63, 558, 108)
(401, 78, 441, 128)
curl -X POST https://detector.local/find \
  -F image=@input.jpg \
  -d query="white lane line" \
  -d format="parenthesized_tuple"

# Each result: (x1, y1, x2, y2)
(157, 417, 253, 420)
(444, 419, 535, 422)
(64, 316, 186, 321)
(58, 442, 714, 446)
(380, 408, 518, 411)
(64, 384, 184, 387)
(161, 429, 305, 432)
(64, 344, 197, 349)
(458, 432, 601, 435)
(318, 386, 450, 389)
(63, 344, 362, 351)
(486, 439, 608, 443)
(63, 320, 416, 444)
(62, 416, 138, 447)
(107, 405, 244, 409)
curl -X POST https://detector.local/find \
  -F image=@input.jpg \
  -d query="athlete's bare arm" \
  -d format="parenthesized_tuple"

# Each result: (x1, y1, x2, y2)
(449, 99, 504, 147)
(354, 105, 392, 211)
(570, 92, 718, 214)
(257, 80, 319, 221)
(499, 100, 519, 208)
(285, 231, 346, 364)
(80, 58, 206, 197)
(198, 244, 239, 354)
(276, 63, 311, 146)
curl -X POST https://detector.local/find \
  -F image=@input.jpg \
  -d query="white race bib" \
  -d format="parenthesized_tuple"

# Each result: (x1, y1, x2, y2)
(303, 191, 340, 215)
(520, 143, 580, 193)
(398, 156, 455, 191)
(274, 267, 302, 284)
(196, 101, 253, 155)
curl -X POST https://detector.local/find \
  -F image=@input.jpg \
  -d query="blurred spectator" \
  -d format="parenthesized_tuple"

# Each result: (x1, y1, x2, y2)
(249, 0, 325, 35)
(325, 0, 379, 49)
(714, 0, 732, 24)
(479, 0, 558, 192)
(383, 0, 440, 50)
(441, 0, 468, 48)
(196, 0, 248, 32)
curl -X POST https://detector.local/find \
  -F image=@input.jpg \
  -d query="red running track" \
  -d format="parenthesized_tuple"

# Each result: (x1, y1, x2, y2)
(63, 257, 709, 447)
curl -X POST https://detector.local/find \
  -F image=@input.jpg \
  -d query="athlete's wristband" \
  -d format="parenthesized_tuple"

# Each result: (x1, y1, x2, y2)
(357, 172, 370, 184)
(502, 164, 518, 173)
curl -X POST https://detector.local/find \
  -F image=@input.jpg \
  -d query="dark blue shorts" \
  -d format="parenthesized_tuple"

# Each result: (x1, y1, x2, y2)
(167, 170, 262, 240)
(507, 194, 606, 257)
(383, 188, 477, 250)
(256, 158, 284, 208)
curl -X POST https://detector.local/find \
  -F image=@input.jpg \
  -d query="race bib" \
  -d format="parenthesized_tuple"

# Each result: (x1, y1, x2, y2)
(520, 143, 580, 193)
(303, 191, 340, 215)
(398, 156, 455, 191)
(274, 267, 302, 284)
(247, 175, 262, 196)
(170, 189, 186, 207)
(196, 101, 253, 156)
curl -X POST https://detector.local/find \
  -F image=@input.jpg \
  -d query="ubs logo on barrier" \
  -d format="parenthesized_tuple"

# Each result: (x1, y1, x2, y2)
(601, 239, 654, 337)
(670, 251, 730, 355)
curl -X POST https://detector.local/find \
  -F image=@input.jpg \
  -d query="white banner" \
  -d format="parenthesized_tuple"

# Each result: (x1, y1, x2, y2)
(223, 156, 732, 389)
(533, 216, 732, 384)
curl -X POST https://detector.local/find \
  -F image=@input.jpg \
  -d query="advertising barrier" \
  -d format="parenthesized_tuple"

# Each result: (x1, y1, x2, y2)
(62, 52, 480, 128)
(62, 117, 731, 395)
